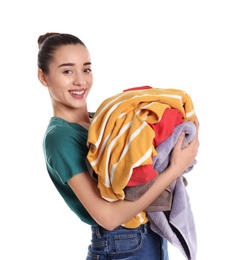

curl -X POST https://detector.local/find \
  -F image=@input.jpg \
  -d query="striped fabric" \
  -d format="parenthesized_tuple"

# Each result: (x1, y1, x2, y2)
(87, 87, 195, 228)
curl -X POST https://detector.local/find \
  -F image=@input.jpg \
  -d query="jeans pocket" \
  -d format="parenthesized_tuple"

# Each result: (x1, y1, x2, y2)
(113, 232, 144, 254)
(87, 225, 147, 259)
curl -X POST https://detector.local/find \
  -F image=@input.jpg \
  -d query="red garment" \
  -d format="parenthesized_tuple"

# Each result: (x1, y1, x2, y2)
(149, 108, 183, 146)
(127, 164, 157, 186)
(123, 85, 153, 92)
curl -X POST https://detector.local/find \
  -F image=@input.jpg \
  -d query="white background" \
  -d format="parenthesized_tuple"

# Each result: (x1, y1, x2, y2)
(1, 0, 235, 259)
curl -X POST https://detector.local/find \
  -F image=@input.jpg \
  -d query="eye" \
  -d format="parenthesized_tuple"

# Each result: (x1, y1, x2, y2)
(63, 69, 72, 75)
(84, 68, 92, 74)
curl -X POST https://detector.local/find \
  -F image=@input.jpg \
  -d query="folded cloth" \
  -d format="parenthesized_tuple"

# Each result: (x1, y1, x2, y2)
(125, 179, 173, 211)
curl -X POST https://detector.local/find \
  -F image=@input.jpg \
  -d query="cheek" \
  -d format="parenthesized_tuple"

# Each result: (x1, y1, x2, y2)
(87, 75, 93, 87)
(48, 87, 60, 100)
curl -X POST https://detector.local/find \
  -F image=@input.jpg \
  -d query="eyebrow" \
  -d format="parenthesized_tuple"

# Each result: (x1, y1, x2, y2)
(58, 62, 92, 68)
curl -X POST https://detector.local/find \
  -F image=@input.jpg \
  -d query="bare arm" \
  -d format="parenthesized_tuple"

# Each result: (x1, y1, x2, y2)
(68, 117, 200, 230)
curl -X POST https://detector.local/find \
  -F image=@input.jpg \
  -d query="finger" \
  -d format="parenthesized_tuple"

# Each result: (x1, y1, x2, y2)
(175, 132, 185, 149)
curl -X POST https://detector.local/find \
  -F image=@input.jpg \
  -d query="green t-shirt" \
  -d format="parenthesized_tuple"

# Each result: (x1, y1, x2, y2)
(43, 117, 97, 226)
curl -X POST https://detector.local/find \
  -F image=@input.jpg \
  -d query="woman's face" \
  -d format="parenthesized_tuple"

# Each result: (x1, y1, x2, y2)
(43, 44, 93, 112)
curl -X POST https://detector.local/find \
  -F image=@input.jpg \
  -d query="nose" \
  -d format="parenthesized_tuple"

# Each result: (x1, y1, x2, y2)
(73, 72, 86, 86)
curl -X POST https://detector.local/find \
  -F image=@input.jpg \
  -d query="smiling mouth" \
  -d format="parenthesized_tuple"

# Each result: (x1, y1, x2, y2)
(70, 89, 86, 95)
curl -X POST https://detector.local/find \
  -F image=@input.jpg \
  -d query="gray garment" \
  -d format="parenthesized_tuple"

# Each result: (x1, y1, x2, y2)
(148, 121, 197, 260)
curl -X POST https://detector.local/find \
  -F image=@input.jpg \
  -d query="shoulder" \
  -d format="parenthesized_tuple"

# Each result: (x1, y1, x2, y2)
(43, 118, 80, 154)
(43, 118, 89, 159)
(44, 123, 71, 149)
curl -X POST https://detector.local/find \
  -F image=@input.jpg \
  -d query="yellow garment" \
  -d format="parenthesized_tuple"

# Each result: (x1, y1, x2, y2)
(87, 87, 195, 228)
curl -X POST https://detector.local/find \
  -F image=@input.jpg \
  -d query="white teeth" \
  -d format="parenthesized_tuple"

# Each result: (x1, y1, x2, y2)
(71, 90, 84, 95)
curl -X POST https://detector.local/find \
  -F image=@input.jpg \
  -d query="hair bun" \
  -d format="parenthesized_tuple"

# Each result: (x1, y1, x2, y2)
(37, 32, 59, 48)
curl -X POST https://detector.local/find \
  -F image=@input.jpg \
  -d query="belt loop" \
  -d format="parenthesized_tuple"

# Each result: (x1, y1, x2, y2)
(144, 222, 148, 234)
(94, 225, 102, 238)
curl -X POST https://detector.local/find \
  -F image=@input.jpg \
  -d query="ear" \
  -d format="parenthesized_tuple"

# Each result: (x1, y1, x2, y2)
(38, 69, 49, 87)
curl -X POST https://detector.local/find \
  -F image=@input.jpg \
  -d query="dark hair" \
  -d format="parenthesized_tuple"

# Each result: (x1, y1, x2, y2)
(37, 32, 86, 74)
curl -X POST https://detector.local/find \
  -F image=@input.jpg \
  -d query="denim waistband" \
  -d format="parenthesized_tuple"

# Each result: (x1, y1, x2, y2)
(91, 222, 149, 238)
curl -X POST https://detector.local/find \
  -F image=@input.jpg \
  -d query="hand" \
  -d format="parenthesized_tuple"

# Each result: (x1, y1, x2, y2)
(169, 117, 200, 177)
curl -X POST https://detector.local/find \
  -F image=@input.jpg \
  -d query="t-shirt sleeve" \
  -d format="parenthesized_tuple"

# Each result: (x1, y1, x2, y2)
(44, 126, 89, 183)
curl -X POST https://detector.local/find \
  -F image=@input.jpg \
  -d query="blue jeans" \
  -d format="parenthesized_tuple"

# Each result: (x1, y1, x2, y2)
(86, 222, 169, 259)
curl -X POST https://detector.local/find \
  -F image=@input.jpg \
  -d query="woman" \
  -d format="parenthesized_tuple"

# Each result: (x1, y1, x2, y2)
(37, 32, 199, 259)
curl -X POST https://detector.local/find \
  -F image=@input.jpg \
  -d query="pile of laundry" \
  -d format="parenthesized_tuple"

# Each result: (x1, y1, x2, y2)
(86, 86, 197, 260)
